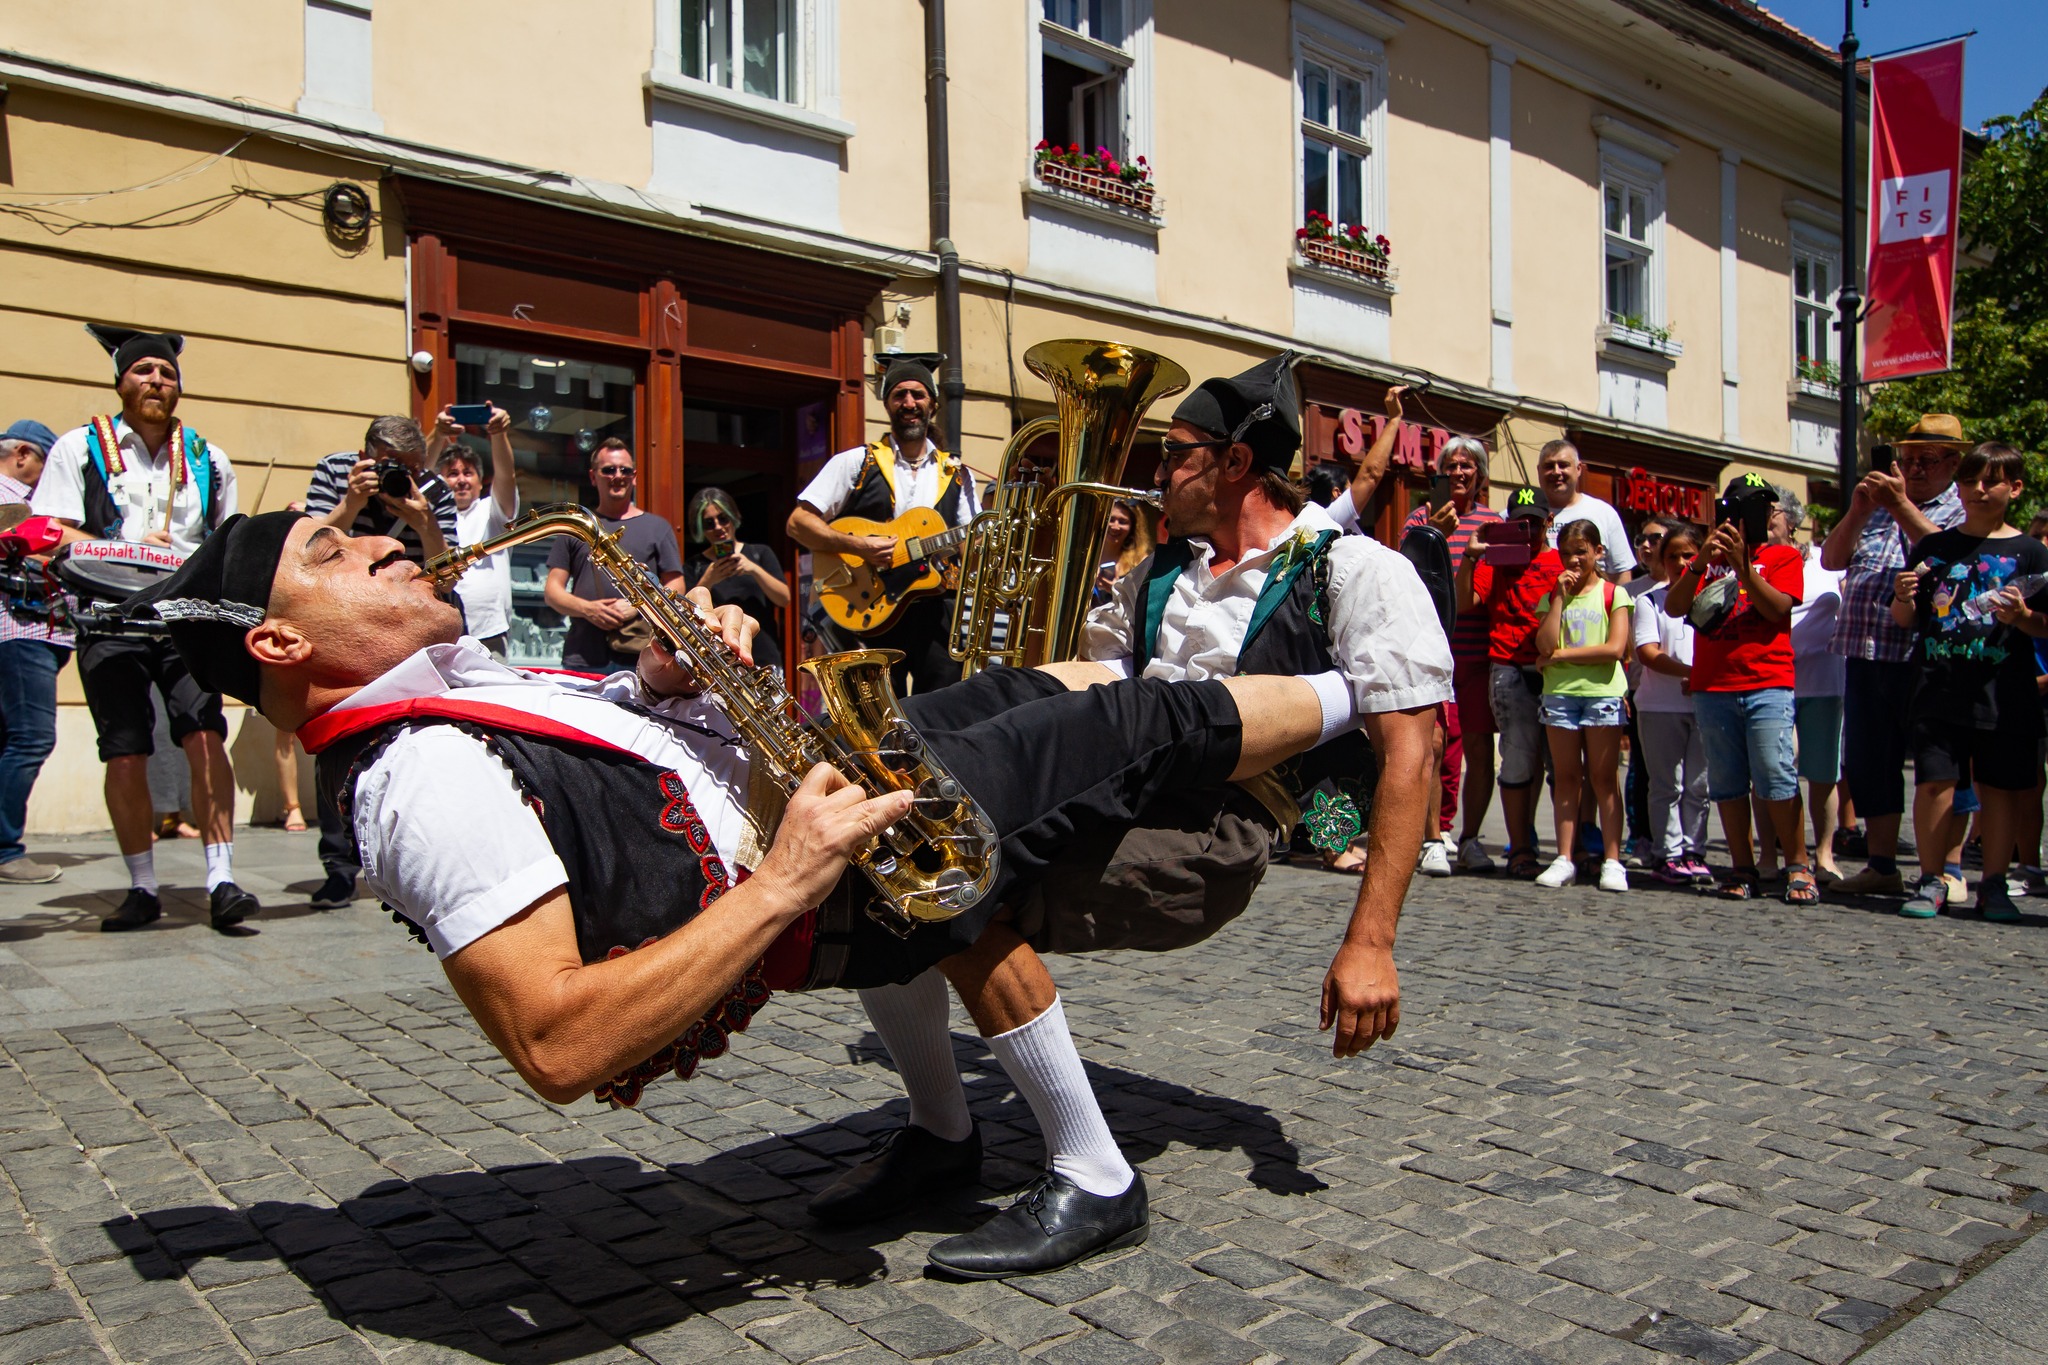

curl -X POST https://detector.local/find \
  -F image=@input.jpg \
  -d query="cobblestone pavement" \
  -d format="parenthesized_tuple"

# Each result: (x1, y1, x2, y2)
(2, 844, 2047, 1364)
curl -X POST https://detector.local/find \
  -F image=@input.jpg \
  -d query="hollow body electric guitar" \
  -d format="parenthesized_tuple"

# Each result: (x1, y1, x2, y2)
(814, 509, 974, 635)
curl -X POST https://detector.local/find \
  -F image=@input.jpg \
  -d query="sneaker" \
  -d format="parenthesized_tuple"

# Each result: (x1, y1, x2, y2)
(309, 872, 357, 910)
(2019, 865, 2048, 897)
(1534, 855, 1578, 889)
(1455, 837, 1496, 874)
(1653, 857, 1691, 885)
(1417, 841, 1452, 878)
(1835, 867, 1905, 897)
(1942, 873, 1969, 905)
(0, 857, 60, 885)
(1439, 831, 1458, 857)
(1670, 856, 1713, 884)
(1900, 875, 1948, 919)
(1623, 838, 1653, 871)
(1598, 860, 1629, 893)
(1980, 878, 2022, 923)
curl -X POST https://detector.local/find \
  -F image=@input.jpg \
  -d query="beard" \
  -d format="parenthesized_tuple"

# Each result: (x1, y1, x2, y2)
(892, 414, 928, 446)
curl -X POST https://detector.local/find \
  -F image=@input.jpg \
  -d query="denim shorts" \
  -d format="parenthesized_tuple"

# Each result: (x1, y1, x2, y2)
(1694, 687, 1797, 803)
(1538, 694, 1626, 730)
(1490, 663, 1544, 787)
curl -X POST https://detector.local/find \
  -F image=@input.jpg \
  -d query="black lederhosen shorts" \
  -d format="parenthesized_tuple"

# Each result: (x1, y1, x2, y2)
(801, 666, 1247, 990)
(77, 632, 227, 762)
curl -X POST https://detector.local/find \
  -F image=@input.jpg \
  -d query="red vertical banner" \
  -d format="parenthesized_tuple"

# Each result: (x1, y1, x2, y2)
(1863, 40, 1966, 382)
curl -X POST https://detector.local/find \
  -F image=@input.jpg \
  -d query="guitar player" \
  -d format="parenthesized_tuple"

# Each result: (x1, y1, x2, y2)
(787, 359, 980, 695)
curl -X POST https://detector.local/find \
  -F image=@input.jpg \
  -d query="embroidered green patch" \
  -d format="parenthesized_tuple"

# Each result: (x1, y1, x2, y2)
(1303, 789, 1362, 852)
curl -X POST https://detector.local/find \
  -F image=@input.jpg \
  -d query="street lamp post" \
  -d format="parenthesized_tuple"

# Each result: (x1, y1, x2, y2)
(1837, 0, 1862, 509)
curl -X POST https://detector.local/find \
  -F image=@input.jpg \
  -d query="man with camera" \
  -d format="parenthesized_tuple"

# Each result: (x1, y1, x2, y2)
(29, 325, 255, 930)
(302, 415, 459, 908)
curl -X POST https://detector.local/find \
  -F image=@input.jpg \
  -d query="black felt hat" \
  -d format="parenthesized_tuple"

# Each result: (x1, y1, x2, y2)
(85, 323, 184, 382)
(1172, 352, 1302, 468)
(124, 512, 304, 709)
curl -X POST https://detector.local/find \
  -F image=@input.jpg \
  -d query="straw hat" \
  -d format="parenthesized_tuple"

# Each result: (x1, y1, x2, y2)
(1897, 413, 1968, 449)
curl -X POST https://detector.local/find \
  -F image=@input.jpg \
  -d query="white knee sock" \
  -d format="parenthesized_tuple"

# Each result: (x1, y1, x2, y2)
(856, 971, 972, 1142)
(203, 842, 234, 892)
(123, 851, 157, 897)
(986, 996, 1133, 1197)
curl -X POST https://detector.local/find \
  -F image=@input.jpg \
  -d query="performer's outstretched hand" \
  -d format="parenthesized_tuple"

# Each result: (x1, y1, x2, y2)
(1320, 941, 1400, 1058)
(752, 764, 916, 912)
(639, 598, 760, 696)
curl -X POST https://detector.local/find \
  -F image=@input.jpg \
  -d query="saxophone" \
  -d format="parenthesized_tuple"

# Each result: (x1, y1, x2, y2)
(424, 505, 1000, 930)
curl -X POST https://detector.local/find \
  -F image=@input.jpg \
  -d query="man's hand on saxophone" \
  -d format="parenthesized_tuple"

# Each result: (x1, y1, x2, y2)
(636, 586, 759, 698)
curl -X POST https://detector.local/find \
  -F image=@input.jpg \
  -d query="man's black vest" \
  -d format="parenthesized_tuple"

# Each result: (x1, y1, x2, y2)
(842, 440, 971, 525)
(78, 418, 224, 542)
(312, 712, 771, 1109)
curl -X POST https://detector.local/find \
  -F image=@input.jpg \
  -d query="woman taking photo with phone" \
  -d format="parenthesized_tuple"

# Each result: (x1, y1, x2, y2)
(685, 487, 790, 671)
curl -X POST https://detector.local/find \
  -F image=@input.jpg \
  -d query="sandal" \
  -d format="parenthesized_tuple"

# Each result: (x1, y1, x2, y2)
(1320, 846, 1367, 875)
(282, 806, 308, 833)
(1717, 867, 1759, 901)
(1783, 864, 1819, 905)
(1507, 849, 1541, 880)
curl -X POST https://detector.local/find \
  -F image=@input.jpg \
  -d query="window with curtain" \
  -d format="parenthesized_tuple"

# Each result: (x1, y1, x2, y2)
(1299, 55, 1372, 228)
(682, 0, 798, 103)
(1601, 160, 1662, 329)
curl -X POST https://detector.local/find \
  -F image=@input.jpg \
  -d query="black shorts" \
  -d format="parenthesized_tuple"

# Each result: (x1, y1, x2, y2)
(1911, 715, 2043, 793)
(77, 633, 226, 762)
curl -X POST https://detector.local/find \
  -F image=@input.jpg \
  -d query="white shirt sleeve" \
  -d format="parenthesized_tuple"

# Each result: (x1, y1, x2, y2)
(353, 726, 570, 960)
(1081, 556, 1145, 665)
(1325, 536, 1455, 714)
(796, 447, 870, 522)
(1632, 589, 1663, 652)
(1325, 488, 1360, 533)
(1595, 499, 1637, 574)
(28, 429, 88, 526)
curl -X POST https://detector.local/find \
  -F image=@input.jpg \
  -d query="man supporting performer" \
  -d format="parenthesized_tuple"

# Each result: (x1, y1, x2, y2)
(828, 353, 1447, 1238)
(31, 326, 257, 931)
(787, 359, 977, 695)
(127, 511, 1353, 1277)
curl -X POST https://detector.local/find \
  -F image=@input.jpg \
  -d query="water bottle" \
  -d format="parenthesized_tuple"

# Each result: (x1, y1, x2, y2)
(1957, 572, 2048, 624)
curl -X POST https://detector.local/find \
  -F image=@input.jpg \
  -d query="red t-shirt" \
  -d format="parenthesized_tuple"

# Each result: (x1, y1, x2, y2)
(1688, 543, 1805, 692)
(1478, 548, 1564, 667)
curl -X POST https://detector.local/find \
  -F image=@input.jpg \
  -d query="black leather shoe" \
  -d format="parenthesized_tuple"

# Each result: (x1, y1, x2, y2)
(209, 882, 259, 932)
(309, 872, 356, 910)
(100, 889, 162, 932)
(927, 1170, 1148, 1279)
(808, 1124, 981, 1225)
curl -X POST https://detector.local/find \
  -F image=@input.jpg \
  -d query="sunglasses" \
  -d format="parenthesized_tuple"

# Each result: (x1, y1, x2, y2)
(596, 465, 637, 478)
(1637, 531, 1665, 546)
(703, 511, 733, 526)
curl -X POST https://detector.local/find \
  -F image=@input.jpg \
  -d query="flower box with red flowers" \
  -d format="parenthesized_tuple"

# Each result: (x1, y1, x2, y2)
(1296, 212, 1394, 282)
(1033, 141, 1156, 214)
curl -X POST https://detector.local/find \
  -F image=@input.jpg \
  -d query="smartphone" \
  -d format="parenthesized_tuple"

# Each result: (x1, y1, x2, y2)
(1482, 518, 1541, 567)
(1870, 443, 1895, 475)
(1715, 496, 1770, 546)
(707, 540, 736, 559)
(1427, 474, 1455, 513)
(448, 403, 493, 427)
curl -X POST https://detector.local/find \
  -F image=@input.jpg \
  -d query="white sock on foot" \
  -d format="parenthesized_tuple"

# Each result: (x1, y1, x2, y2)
(986, 996, 1133, 1198)
(856, 971, 972, 1142)
(203, 842, 234, 892)
(123, 851, 157, 897)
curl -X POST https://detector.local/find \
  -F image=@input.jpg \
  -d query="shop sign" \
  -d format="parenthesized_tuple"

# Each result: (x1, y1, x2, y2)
(1334, 410, 1458, 474)
(1615, 466, 1704, 520)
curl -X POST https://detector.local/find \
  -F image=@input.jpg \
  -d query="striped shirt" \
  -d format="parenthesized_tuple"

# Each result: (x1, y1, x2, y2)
(1829, 485, 1964, 663)
(0, 472, 71, 649)
(1405, 502, 1502, 660)
(303, 451, 458, 564)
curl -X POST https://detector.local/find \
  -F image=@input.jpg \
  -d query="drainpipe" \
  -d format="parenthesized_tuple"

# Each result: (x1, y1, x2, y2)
(925, 0, 966, 432)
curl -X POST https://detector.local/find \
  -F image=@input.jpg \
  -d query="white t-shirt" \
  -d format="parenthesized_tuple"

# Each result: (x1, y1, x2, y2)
(32, 418, 239, 554)
(1547, 495, 1637, 577)
(1630, 583, 1695, 714)
(340, 641, 752, 960)
(452, 492, 517, 640)
(798, 437, 981, 528)
(1791, 552, 1846, 698)
(1082, 503, 1453, 717)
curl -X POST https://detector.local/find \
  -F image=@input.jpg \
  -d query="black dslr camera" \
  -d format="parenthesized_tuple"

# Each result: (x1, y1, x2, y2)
(376, 460, 417, 501)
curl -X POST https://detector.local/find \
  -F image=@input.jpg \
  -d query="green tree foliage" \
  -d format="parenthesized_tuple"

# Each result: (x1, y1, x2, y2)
(1867, 87, 2048, 513)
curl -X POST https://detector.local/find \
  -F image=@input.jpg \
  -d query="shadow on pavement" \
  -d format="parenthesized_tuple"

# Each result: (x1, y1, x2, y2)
(98, 1063, 1321, 1361)
(0, 890, 336, 942)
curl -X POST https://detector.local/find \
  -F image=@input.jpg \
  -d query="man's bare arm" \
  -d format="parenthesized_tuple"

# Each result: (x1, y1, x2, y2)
(1321, 704, 1434, 1058)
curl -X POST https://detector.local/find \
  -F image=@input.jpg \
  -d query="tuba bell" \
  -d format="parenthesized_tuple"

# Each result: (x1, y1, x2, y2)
(951, 340, 1189, 673)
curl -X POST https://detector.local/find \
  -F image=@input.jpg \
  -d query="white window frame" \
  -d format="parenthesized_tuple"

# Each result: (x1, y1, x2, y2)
(648, 0, 845, 137)
(1791, 225, 1842, 384)
(1029, 0, 1153, 171)
(1291, 6, 1389, 241)
(1599, 144, 1666, 332)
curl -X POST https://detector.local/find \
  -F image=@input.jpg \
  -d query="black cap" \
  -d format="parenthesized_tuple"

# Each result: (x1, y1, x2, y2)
(124, 512, 304, 710)
(1504, 486, 1549, 522)
(880, 358, 939, 405)
(1722, 471, 1775, 503)
(85, 324, 184, 382)
(1172, 352, 1301, 468)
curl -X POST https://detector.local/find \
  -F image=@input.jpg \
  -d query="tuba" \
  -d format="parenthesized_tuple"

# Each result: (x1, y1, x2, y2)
(425, 505, 1000, 930)
(951, 340, 1189, 674)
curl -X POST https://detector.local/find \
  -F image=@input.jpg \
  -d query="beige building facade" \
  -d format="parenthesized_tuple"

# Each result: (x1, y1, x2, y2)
(3, 0, 1855, 835)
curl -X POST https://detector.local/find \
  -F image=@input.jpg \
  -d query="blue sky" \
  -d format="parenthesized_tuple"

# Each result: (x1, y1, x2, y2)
(1760, 0, 2044, 130)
